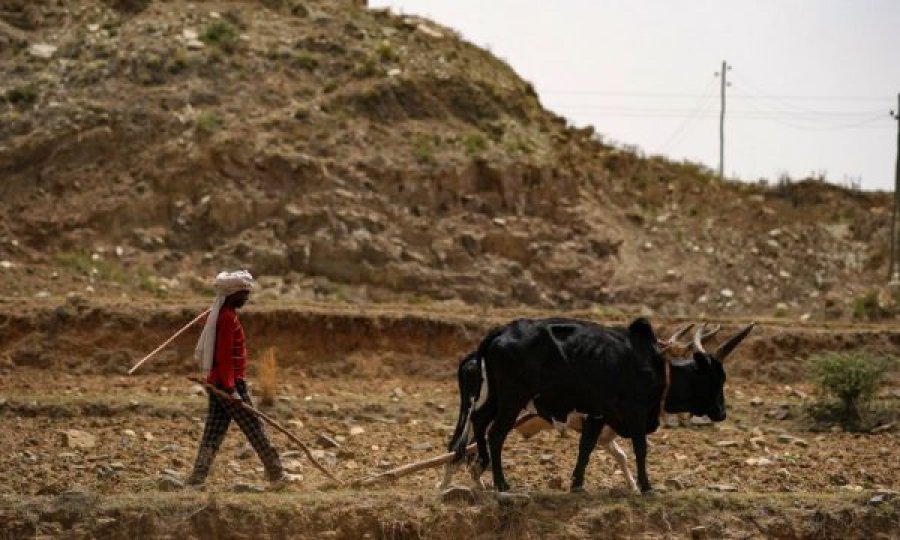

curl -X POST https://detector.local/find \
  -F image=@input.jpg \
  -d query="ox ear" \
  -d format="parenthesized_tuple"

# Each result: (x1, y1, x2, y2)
(628, 317, 658, 352)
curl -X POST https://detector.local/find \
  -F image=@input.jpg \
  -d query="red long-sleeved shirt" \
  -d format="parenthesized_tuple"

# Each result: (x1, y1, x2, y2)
(207, 306, 247, 390)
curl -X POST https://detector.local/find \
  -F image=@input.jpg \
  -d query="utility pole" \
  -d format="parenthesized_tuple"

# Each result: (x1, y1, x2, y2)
(889, 94, 900, 283)
(715, 61, 732, 179)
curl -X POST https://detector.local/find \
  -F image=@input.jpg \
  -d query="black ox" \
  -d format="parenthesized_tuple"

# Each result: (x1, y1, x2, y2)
(448, 317, 754, 493)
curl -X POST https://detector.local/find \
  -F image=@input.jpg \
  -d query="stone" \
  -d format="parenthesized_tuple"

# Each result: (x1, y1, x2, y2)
(317, 434, 340, 448)
(158, 474, 184, 491)
(232, 482, 265, 493)
(749, 397, 763, 406)
(0, 260, 13, 269)
(690, 526, 708, 540)
(235, 444, 254, 460)
(706, 483, 738, 492)
(720, 288, 734, 299)
(283, 459, 304, 473)
(29, 43, 57, 59)
(715, 440, 739, 448)
(870, 423, 894, 434)
(744, 457, 773, 466)
(411, 442, 433, 452)
(60, 429, 96, 450)
(665, 478, 685, 490)
(539, 453, 554, 464)
(349, 425, 365, 436)
(690, 416, 712, 426)
(441, 486, 476, 504)
(496, 492, 531, 507)
(868, 494, 886, 506)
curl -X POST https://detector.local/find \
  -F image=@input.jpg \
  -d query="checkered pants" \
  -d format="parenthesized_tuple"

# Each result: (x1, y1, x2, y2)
(188, 379, 284, 484)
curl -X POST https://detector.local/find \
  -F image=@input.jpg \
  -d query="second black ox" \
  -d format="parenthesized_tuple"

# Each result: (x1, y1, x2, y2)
(461, 317, 753, 493)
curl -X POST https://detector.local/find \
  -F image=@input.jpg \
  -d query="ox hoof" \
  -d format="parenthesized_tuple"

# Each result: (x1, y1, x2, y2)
(640, 488, 656, 497)
(570, 484, 585, 493)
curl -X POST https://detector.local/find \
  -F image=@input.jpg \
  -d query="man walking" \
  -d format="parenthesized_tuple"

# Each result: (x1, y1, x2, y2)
(187, 270, 295, 488)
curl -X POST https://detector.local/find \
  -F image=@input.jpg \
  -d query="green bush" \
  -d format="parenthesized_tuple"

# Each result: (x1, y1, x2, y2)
(201, 21, 239, 53)
(463, 132, 488, 156)
(4, 85, 38, 106)
(412, 135, 436, 164)
(808, 351, 893, 429)
(851, 289, 883, 320)
(196, 111, 224, 134)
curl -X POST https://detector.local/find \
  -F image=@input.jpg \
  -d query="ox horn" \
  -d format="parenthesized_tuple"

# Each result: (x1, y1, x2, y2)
(713, 323, 756, 362)
(659, 323, 694, 348)
(691, 323, 721, 354)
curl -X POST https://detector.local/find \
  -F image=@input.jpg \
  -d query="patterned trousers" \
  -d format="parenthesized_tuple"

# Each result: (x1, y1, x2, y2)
(188, 379, 284, 484)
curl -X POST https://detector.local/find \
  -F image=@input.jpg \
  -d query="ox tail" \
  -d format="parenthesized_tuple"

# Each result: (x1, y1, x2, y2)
(448, 326, 504, 460)
(447, 352, 478, 454)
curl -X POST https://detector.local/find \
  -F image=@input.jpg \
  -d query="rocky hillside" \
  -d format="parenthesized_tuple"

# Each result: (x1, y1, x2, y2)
(0, 0, 896, 320)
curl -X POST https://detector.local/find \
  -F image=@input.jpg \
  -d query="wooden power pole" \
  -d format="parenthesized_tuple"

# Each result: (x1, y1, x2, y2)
(890, 93, 900, 282)
(716, 61, 732, 179)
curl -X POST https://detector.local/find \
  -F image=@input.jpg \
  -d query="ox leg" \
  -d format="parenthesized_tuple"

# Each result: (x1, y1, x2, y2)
(631, 435, 652, 494)
(602, 434, 638, 492)
(570, 416, 603, 492)
(487, 408, 519, 492)
(468, 406, 493, 488)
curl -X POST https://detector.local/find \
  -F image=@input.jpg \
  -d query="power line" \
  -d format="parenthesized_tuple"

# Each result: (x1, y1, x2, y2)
(540, 89, 891, 101)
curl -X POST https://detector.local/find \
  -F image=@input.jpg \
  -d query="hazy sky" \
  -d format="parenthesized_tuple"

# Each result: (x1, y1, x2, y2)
(370, 0, 900, 191)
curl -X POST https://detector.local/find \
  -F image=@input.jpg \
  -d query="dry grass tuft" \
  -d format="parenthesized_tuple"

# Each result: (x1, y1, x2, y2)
(259, 347, 278, 407)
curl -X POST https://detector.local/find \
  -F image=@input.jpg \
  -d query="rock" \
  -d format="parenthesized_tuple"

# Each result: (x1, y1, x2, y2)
(189, 384, 204, 396)
(411, 442, 433, 452)
(690, 416, 712, 426)
(29, 43, 57, 59)
(665, 478, 685, 490)
(715, 440, 739, 448)
(232, 482, 265, 493)
(547, 476, 564, 490)
(143, 432, 155, 441)
(690, 526, 708, 540)
(317, 434, 339, 448)
(0, 260, 14, 269)
(744, 457, 773, 466)
(60, 429, 96, 450)
(539, 453, 554, 464)
(868, 494, 887, 506)
(441, 486, 476, 504)
(349, 425, 365, 436)
(496, 492, 531, 507)
(749, 397, 763, 406)
(720, 288, 734, 299)
(158, 474, 184, 491)
(777, 434, 808, 447)
(706, 483, 738, 493)
(122, 428, 137, 438)
(870, 423, 894, 434)
(235, 444, 254, 460)
(283, 459, 304, 473)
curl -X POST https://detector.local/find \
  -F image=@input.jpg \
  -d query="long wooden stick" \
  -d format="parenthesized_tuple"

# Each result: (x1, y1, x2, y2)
(357, 444, 477, 486)
(128, 309, 210, 374)
(188, 377, 342, 484)
(357, 414, 553, 486)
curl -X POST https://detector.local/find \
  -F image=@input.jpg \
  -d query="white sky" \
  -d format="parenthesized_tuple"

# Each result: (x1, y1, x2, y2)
(370, 0, 900, 191)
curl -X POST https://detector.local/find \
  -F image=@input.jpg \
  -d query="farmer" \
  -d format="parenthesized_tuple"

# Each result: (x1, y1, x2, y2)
(187, 270, 296, 488)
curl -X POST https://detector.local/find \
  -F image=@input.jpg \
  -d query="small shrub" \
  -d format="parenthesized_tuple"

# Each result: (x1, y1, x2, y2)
(293, 106, 310, 120)
(258, 348, 278, 407)
(412, 135, 435, 164)
(55, 251, 128, 283)
(463, 132, 488, 156)
(376, 41, 398, 62)
(292, 51, 319, 70)
(201, 21, 239, 53)
(196, 111, 224, 134)
(807, 351, 893, 430)
(354, 56, 382, 79)
(852, 289, 885, 321)
(4, 85, 38, 106)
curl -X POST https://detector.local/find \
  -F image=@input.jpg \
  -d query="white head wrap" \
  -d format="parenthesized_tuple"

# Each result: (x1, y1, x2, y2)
(194, 270, 255, 374)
